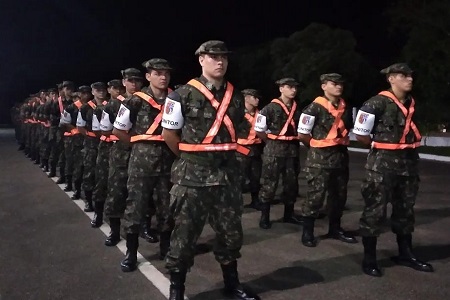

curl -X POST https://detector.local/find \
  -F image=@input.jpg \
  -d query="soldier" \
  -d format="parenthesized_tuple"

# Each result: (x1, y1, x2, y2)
(77, 82, 108, 224)
(91, 81, 119, 228)
(237, 89, 264, 210)
(353, 63, 433, 277)
(297, 73, 357, 247)
(48, 84, 63, 178)
(254, 78, 303, 229)
(161, 40, 259, 300)
(101, 70, 142, 247)
(113, 58, 175, 271)
(61, 86, 89, 207)
(40, 88, 58, 172)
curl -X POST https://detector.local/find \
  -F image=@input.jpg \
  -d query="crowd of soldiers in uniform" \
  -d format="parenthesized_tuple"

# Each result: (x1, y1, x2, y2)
(11, 40, 434, 300)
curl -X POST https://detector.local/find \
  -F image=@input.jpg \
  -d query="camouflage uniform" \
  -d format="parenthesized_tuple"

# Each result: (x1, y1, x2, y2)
(47, 93, 64, 177)
(77, 87, 101, 210)
(163, 75, 245, 272)
(53, 96, 71, 182)
(254, 78, 302, 229)
(236, 89, 264, 209)
(355, 63, 433, 276)
(298, 73, 356, 246)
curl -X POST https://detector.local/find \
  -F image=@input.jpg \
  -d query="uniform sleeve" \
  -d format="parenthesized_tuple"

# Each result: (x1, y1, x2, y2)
(161, 91, 184, 130)
(60, 108, 72, 124)
(353, 97, 382, 136)
(113, 103, 132, 131)
(100, 109, 113, 131)
(297, 103, 318, 134)
(76, 111, 86, 127)
(92, 114, 101, 131)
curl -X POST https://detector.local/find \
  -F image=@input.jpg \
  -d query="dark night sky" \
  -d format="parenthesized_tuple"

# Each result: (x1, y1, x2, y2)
(0, 0, 393, 124)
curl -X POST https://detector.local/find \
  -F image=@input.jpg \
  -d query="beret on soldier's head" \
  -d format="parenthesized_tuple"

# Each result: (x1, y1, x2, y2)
(47, 88, 58, 93)
(380, 63, 413, 75)
(57, 83, 63, 90)
(142, 58, 172, 70)
(90, 82, 107, 90)
(78, 85, 92, 93)
(107, 79, 123, 88)
(241, 88, 262, 98)
(39, 89, 47, 94)
(121, 68, 143, 80)
(276, 78, 299, 86)
(195, 40, 232, 56)
(320, 73, 345, 83)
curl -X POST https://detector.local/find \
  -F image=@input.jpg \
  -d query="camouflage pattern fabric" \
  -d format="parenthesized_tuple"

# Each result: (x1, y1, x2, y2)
(64, 137, 74, 176)
(104, 141, 131, 218)
(259, 156, 299, 205)
(72, 134, 84, 183)
(81, 137, 99, 192)
(300, 166, 349, 221)
(165, 184, 243, 272)
(360, 170, 418, 236)
(236, 153, 262, 194)
(92, 141, 112, 203)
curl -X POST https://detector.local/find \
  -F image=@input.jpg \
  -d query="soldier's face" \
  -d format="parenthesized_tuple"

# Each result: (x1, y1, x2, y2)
(279, 85, 297, 99)
(322, 81, 343, 97)
(199, 54, 228, 79)
(80, 92, 92, 101)
(93, 88, 107, 99)
(122, 78, 143, 94)
(245, 95, 259, 107)
(108, 86, 121, 98)
(50, 92, 57, 100)
(389, 73, 413, 92)
(146, 69, 171, 90)
(64, 87, 73, 97)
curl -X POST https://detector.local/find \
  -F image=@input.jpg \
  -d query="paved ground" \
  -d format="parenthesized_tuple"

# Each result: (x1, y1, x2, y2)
(0, 128, 449, 300)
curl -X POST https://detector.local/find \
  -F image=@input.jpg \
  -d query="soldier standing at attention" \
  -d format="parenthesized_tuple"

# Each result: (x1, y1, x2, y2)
(101, 70, 143, 247)
(236, 88, 264, 210)
(353, 63, 433, 277)
(77, 82, 108, 226)
(254, 78, 303, 229)
(297, 73, 357, 247)
(112, 59, 175, 271)
(161, 40, 259, 300)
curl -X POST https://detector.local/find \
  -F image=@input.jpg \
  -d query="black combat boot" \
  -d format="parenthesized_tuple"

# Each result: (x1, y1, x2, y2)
(34, 153, 40, 165)
(91, 201, 104, 228)
(63, 175, 73, 191)
(301, 217, 317, 247)
(56, 167, 66, 184)
(140, 216, 159, 243)
(327, 219, 357, 243)
(244, 192, 261, 210)
(391, 234, 434, 272)
(42, 159, 49, 172)
(221, 261, 260, 300)
(159, 231, 171, 260)
(120, 233, 139, 272)
(169, 270, 186, 300)
(259, 203, 271, 229)
(82, 189, 94, 211)
(283, 204, 304, 225)
(48, 165, 56, 178)
(362, 236, 382, 277)
(105, 218, 121, 246)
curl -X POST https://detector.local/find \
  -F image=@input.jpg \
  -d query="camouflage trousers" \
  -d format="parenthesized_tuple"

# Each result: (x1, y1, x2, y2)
(48, 128, 61, 172)
(93, 141, 112, 203)
(65, 134, 84, 182)
(50, 131, 65, 176)
(82, 137, 99, 192)
(123, 144, 173, 234)
(30, 124, 39, 156)
(165, 184, 244, 272)
(104, 141, 131, 218)
(20, 123, 27, 147)
(236, 153, 262, 194)
(40, 126, 50, 160)
(300, 167, 349, 222)
(259, 156, 300, 205)
(360, 170, 419, 237)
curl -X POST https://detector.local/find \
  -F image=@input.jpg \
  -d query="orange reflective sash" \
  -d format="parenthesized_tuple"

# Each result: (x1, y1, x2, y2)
(100, 135, 119, 142)
(178, 79, 250, 155)
(237, 111, 262, 145)
(371, 91, 421, 150)
(309, 97, 349, 147)
(87, 101, 96, 109)
(63, 100, 83, 136)
(266, 99, 299, 140)
(130, 92, 165, 142)
(58, 96, 64, 114)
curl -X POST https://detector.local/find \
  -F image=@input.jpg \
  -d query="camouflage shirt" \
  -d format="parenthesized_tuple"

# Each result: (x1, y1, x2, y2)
(258, 99, 301, 157)
(164, 76, 245, 187)
(123, 87, 175, 176)
(236, 109, 264, 157)
(302, 98, 352, 168)
(359, 90, 420, 175)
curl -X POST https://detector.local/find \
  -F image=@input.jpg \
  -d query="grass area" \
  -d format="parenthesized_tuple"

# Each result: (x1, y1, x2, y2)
(348, 141, 450, 156)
